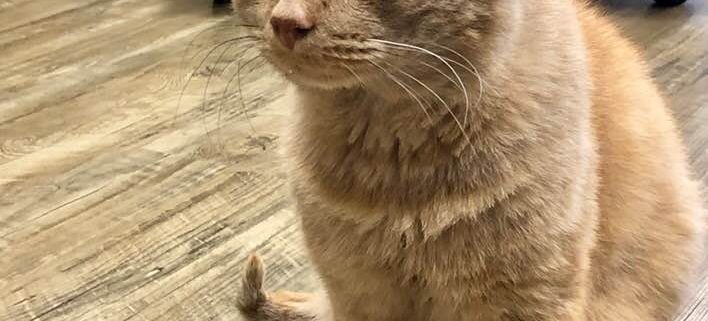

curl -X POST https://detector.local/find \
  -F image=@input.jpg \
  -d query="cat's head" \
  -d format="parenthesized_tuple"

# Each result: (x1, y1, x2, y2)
(233, 0, 501, 92)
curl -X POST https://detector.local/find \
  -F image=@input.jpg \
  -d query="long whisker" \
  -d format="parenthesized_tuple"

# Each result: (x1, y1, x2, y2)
(443, 58, 485, 125)
(385, 62, 472, 146)
(174, 36, 257, 128)
(218, 50, 261, 140)
(187, 33, 260, 65)
(432, 44, 486, 126)
(180, 23, 260, 70)
(229, 24, 261, 29)
(216, 54, 264, 153)
(236, 57, 262, 134)
(385, 63, 449, 109)
(421, 61, 463, 91)
(181, 24, 231, 69)
(367, 59, 433, 126)
(383, 50, 465, 92)
(341, 62, 365, 88)
(200, 42, 240, 154)
(374, 50, 462, 90)
(368, 39, 471, 123)
(203, 42, 238, 112)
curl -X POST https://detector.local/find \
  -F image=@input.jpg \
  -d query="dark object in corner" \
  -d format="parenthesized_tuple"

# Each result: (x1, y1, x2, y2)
(212, 0, 231, 15)
(213, 0, 231, 7)
(654, 0, 687, 7)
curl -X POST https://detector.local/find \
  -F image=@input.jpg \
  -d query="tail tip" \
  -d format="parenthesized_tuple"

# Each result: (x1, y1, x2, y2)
(237, 254, 267, 313)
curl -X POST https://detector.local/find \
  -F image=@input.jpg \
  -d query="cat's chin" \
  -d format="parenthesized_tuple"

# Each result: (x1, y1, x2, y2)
(282, 70, 421, 102)
(264, 54, 366, 90)
(282, 73, 408, 101)
(278, 70, 362, 91)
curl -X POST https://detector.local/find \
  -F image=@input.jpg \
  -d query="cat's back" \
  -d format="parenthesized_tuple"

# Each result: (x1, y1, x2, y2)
(576, 4, 705, 320)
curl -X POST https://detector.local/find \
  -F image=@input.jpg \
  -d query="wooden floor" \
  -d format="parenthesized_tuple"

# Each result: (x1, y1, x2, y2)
(0, 0, 705, 320)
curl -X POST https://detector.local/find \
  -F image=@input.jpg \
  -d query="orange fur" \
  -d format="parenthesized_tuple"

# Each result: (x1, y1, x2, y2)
(234, 1, 706, 320)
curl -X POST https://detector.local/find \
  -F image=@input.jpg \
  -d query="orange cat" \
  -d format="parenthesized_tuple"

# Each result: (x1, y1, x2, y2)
(234, 0, 705, 320)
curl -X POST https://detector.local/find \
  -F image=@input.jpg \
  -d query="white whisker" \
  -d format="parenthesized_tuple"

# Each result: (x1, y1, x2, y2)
(434, 45, 486, 126)
(421, 61, 463, 91)
(201, 43, 237, 152)
(341, 63, 365, 88)
(367, 59, 434, 125)
(368, 39, 471, 125)
(386, 62, 472, 146)
(174, 36, 258, 129)
(237, 58, 259, 134)
(218, 49, 261, 144)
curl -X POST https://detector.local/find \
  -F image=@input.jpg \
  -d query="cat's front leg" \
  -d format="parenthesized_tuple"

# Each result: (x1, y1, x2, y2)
(431, 280, 588, 321)
(316, 263, 415, 321)
(495, 301, 586, 321)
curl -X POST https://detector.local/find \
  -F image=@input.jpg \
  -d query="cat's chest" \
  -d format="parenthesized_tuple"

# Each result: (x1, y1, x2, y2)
(297, 198, 497, 286)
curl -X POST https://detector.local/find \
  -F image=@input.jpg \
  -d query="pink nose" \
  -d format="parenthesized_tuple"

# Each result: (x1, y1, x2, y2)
(270, 1, 314, 50)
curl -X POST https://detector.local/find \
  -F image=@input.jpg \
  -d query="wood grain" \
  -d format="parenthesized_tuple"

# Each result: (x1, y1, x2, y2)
(0, 0, 705, 320)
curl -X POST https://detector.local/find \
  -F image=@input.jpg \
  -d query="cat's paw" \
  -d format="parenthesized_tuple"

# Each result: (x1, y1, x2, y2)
(268, 290, 316, 308)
